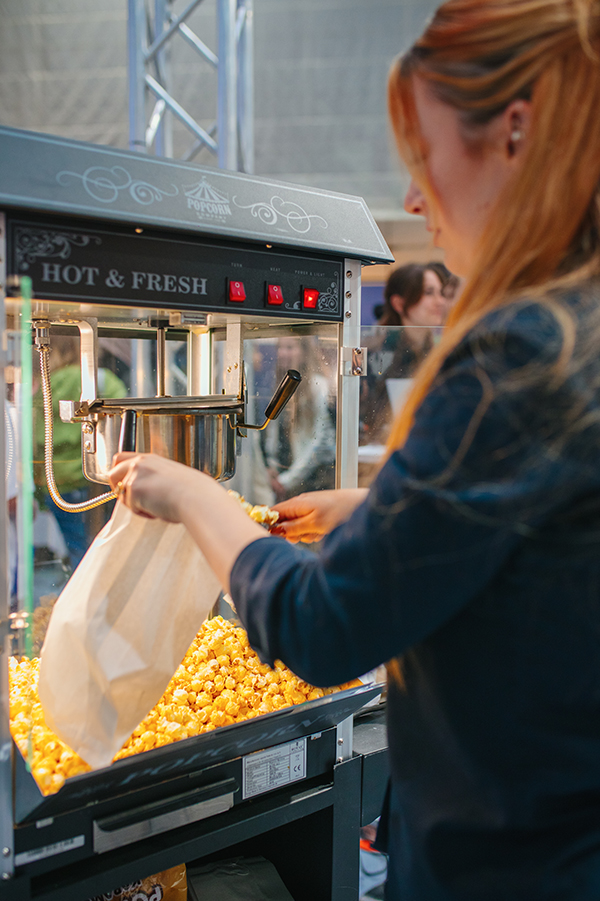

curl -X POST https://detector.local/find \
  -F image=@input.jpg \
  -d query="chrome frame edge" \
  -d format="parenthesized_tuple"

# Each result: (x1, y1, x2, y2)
(0, 210, 14, 880)
(336, 259, 362, 489)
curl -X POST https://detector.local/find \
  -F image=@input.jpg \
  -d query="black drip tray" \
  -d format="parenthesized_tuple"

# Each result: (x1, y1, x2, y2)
(15, 683, 381, 824)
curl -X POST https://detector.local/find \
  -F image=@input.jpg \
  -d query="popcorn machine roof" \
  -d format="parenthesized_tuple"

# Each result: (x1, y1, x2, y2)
(0, 124, 393, 265)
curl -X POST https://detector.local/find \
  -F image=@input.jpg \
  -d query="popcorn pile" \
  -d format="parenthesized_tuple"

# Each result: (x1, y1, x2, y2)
(9, 616, 358, 796)
(9, 655, 90, 795)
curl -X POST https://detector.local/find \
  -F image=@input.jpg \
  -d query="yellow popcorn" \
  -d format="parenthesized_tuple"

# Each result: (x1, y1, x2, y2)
(227, 490, 279, 527)
(9, 616, 360, 796)
(8, 657, 92, 793)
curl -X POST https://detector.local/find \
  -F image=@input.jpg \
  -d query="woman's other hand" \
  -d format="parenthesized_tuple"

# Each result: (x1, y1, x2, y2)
(271, 488, 368, 543)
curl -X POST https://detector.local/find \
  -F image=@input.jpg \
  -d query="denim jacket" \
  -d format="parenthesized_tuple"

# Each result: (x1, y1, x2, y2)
(232, 288, 600, 900)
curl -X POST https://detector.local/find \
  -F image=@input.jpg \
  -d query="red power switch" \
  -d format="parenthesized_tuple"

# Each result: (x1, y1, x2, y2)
(229, 280, 246, 302)
(303, 288, 320, 309)
(267, 284, 284, 306)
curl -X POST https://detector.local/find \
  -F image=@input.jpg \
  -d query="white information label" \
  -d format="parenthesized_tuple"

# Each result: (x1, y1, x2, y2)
(242, 738, 307, 799)
(15, 834, 85, 867)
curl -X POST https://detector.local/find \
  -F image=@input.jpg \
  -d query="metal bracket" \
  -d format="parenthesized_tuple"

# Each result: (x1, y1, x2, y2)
(81, 421, 96, 454)
(224, 318, 243, 397)
(335, 714, 353, 763)
(340, 345, 367, 377)
(0, 611, 30, 648)
(77, 319, 99, 403)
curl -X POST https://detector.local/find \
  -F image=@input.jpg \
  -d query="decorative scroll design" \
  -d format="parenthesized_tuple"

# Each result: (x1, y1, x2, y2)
(56, 166, 179, 205)
(318, 276, 339, 313)
(15, 227, 102, 271)
(233, 195, 328, 234)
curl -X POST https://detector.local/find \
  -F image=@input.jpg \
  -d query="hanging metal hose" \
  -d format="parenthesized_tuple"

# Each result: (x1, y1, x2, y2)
(37, 344, 117, 513)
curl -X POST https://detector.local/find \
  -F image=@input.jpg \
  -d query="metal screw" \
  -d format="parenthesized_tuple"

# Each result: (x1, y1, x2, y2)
(82, 422, 93, 434)
(346, 270, 353, 278)
(2, 848, 9, 857)
(336, 756, 343, 763)
(226, 366, 232, 373)
(345, 311, 352, 318)
(345, 291, 352, 299)
(2, 872, 11, 880)
(338, 737, 344, 745)
(354, 367, 363, 375)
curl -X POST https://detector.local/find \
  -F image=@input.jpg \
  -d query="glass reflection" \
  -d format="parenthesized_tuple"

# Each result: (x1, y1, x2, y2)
(359, 324, 444, 486)
(228, 333, 338, 507)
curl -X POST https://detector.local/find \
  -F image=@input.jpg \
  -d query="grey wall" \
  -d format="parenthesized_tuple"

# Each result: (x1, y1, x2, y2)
(0, 0, 438, 222)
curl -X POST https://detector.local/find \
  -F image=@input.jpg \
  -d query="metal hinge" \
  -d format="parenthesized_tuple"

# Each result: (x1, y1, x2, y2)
(340, 345, 367, 377)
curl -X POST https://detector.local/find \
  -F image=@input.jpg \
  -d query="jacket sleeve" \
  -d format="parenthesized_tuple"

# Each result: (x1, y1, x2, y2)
(231, 304, 585, 686)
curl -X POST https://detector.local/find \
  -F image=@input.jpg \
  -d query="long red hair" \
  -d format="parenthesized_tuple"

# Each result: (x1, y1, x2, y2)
(386, 0, 600, 452)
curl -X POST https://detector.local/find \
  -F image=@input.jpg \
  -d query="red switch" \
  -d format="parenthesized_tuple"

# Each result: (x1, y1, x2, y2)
(303, 288, 320, 309)
(229, 280, 246, 302)
(267, 284, 284, 306)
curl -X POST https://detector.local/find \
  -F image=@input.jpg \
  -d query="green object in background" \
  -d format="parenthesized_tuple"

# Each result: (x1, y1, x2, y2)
(18, 276, 33, 662)
(18, 276, 34, 770)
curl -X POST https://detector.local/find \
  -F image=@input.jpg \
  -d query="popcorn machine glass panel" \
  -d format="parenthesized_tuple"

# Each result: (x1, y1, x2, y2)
(233, 327, 338, 505)
(358, 323, 445, 488)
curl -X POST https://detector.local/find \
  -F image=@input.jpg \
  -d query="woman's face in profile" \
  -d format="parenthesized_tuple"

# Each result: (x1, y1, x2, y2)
(402, 269, 446, 328)
(403, 76, 518, 279)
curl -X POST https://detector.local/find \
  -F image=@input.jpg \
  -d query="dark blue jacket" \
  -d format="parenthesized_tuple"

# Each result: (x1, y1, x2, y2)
(231, 291, 600, 900)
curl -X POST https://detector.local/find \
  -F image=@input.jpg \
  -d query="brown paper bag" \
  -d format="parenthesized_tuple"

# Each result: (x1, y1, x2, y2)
(38, 503, 220, 769)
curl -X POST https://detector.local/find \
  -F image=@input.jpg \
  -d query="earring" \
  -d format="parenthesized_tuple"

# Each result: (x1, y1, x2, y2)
(511, 128, 523, 143)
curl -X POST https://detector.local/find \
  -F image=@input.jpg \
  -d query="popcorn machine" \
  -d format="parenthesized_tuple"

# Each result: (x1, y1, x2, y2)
(0, 125, 392, 901)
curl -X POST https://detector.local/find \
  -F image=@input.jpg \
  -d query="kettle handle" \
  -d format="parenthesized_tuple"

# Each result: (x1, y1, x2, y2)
(118, 409, 138, 453)
(264, 369, 302, 421)
(240, 369, 302, 432)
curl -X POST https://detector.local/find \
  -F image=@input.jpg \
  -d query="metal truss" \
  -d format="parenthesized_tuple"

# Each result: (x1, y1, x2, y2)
(128, 0, 254, 172)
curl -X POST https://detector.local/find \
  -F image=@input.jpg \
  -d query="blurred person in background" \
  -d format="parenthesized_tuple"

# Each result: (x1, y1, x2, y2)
(362, 262, 446, 443)
(426, 260, 462, 319)
(378, 261, 447, 337)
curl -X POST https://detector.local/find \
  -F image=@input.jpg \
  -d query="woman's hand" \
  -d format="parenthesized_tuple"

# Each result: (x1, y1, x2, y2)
(109, 452, 206, 522)
(108, 453, 268, 593)
(271, 488, 368, 543)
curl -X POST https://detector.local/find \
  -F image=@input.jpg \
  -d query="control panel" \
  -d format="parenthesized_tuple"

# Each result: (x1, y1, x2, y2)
(8, 216, 345, 321)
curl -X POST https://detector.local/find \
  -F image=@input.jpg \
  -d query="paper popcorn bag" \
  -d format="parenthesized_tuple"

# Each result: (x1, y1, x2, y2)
(38, 503, 220, 769)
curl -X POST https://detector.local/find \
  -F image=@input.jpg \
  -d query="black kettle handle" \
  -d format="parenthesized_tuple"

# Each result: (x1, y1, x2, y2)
(264, 369, 302, 421)
(118, 409, 138, 453)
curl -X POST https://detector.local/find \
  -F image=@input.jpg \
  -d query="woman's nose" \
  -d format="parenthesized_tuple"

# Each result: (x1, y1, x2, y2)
(404, 179, 425, 216)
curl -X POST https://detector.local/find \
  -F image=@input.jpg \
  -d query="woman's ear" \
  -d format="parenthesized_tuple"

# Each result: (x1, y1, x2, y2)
(390, 294, 405, 316)
(501, 98, 532, 161)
